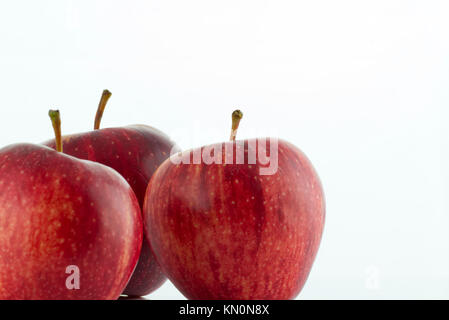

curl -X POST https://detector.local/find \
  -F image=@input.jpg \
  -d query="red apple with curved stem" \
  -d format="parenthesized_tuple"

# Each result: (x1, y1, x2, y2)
(43, 91, 179, 296)
(143, 110, 325, 300)
(0, 110, 142, 299)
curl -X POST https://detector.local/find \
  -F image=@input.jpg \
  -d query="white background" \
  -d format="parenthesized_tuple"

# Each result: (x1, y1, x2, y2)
(0, 1, 448, 299)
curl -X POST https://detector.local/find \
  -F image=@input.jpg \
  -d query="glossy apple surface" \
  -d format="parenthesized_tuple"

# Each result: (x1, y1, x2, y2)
(44, 125, 178, 296)
(144, 139, 325, 299)
(0, 143, 142, 299)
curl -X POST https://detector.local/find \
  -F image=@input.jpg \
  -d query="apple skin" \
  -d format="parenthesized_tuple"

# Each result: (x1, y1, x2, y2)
(143, 139, 325, 300)
(0, 143, 142, 300)
(44, 125, 179, 296)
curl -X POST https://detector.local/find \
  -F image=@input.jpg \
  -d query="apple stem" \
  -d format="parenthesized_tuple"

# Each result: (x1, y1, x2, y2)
(230, 109, 243, 141)
(94, 89, 112, 130)
(48, 110, 63, 153)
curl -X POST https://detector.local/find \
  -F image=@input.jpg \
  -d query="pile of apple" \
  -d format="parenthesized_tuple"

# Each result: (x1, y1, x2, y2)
(0, 91, 325, 300)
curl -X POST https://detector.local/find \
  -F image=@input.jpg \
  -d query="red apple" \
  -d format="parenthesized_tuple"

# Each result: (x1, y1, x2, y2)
(43, 91, 179, 296)
(143, 110, 325, 299)
(0, 110, 142, 300)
